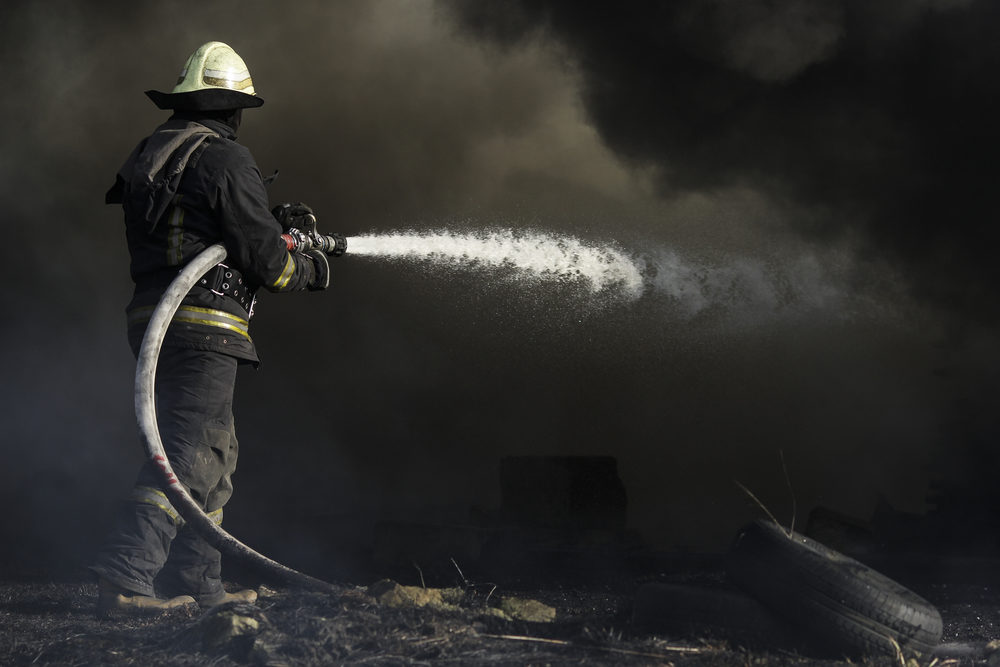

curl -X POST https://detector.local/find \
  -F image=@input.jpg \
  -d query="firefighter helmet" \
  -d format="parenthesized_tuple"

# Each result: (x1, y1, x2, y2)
(145, 41, 264, 111)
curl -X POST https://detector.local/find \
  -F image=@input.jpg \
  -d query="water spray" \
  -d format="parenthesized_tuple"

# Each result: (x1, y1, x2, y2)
(346, 229, 645, 300)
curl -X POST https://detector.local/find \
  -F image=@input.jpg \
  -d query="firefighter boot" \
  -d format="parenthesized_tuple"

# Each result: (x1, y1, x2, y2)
(200, 587, 258, 608)
(97, 578, 197, 616)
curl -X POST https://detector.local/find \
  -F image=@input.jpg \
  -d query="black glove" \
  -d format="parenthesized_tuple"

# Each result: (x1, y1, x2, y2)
(271, 202, 315, 232)
(305, 250, 330, 291)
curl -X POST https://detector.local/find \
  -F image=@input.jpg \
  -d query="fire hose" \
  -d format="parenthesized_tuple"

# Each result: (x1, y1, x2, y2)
(134, 229, 346, 593)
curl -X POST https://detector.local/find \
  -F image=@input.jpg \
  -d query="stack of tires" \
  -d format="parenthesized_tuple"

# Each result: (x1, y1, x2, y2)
(634, 520, 943, 659)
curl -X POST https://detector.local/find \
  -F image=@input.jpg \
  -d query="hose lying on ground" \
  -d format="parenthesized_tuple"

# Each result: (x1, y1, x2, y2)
(134, 243, 337, 593)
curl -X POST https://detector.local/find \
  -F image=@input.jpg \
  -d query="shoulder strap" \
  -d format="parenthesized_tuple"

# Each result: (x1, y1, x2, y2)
(117, 121, 220, 231)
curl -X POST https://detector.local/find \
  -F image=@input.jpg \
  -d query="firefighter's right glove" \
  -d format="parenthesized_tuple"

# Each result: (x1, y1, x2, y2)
(272, 202, 315, 233)
(305, 250, 330, 291)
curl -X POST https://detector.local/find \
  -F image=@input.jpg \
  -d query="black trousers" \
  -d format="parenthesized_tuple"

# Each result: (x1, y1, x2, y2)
(92, 347, 239, 603)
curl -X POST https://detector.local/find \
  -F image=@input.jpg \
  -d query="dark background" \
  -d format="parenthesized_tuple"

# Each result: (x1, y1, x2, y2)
(2, 0, 999, 579)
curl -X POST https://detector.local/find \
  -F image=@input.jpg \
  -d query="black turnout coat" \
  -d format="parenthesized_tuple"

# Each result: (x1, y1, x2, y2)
(107, 115, 317, 364)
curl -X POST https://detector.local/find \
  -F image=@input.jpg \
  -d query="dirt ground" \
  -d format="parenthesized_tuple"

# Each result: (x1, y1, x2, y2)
(3, 566, 999, 666)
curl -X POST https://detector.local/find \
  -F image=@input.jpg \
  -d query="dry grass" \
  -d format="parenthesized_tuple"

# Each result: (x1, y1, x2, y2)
(1, 578, 944, 666)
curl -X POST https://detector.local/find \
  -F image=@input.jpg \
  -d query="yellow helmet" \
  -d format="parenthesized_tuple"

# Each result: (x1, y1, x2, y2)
(146, 41, 264, 111)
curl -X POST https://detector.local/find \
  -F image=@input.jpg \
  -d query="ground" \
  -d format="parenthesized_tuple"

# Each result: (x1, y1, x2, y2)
(3, 568, 998, 666)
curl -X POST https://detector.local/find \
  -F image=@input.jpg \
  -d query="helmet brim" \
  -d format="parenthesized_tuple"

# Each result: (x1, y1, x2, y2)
(145, 88, 265, 111)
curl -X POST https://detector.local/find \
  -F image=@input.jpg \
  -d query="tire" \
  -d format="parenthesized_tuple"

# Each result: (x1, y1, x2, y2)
(727, 519, 942, 658)
(632, 582, 801, 649)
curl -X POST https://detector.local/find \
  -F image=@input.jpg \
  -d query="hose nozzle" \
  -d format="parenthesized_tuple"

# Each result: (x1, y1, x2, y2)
(281, 229, 348, 256)
(317, 233, 348, 257)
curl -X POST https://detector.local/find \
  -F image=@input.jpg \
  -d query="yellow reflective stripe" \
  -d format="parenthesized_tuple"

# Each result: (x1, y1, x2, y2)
(166, 197, 185, 266)
(174, 306, 248, 326)
(127, 305, 155, 327)
(173, 305, 250, 340)
(203, 67, 251, 82)
(271, 253, 295, 290)
(203, 74, 254, 91)
(173, 315, 251, 339)
(128, 305, 251, 340)
(132, 485, 182, 525)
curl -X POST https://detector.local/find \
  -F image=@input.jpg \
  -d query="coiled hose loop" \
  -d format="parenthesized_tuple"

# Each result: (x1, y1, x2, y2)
(134, 243, 336, 592)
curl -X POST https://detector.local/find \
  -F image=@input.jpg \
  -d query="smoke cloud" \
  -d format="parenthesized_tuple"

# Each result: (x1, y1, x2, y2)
(445, 0, 1000, 323)
(0, 0, 996, 575)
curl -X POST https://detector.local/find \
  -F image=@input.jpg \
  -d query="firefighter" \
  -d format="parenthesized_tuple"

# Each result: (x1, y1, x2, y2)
(91, 41, 328, 614)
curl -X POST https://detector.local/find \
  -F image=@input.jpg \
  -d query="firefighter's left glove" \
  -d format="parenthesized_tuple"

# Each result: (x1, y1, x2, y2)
(305, 250, 330, 291)
(272, 202, 315, 233)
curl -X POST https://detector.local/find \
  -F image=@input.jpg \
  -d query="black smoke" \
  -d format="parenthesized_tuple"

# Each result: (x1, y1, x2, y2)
(444, 0, 1000, 322)
(2, 0, 999, 580)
